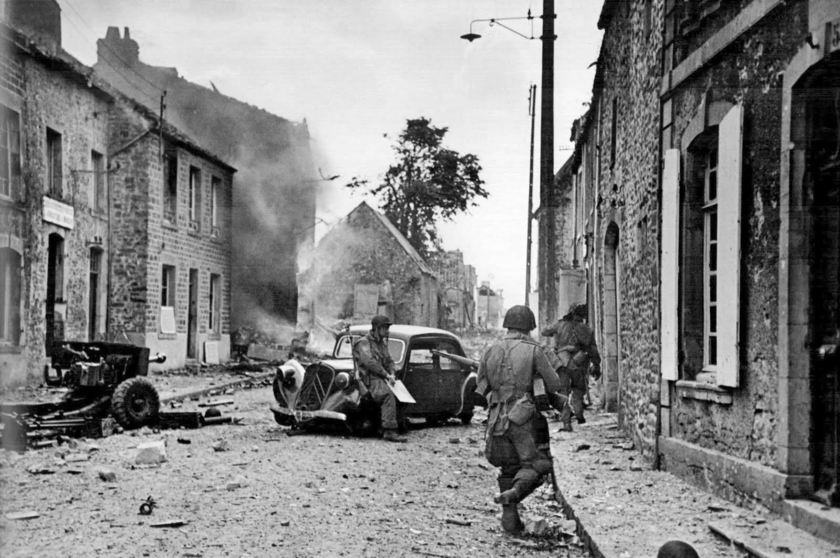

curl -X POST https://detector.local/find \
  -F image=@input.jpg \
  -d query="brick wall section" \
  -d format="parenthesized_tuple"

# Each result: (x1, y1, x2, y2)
(108, 100, 233, 341)
(594, 0, 665, 459)
(666, 1, 808, 469)
(0, 41, 112, 385)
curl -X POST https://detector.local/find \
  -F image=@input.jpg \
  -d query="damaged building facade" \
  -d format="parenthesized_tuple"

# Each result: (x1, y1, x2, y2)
(554, 0, 840, 541)
(0, 1, 236, 384)
(93, 26, 317, 335)
(431, 250, 477, 331)
(299, 202, 441, 328)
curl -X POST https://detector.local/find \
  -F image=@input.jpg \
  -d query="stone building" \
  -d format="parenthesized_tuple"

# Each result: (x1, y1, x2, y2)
(93, 27, 317, 332)
(476, 281, 504, 329)
(431, 250, 476, 331)
(0, 9, 115, 386)
(559, 0, 840, 542)
(107, 97, 235, 369)
(299, 202, 441, 328)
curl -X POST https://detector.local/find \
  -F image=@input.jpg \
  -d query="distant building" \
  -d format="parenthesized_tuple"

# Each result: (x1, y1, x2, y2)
(431, 250, 476, 331)
(476, 282, 503, 329)
(93, 26, 317, 332)
(298, 202, 441, 329)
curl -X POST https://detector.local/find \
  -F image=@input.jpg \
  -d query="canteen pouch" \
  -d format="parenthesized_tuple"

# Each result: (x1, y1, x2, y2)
(507, 394, 536, 425)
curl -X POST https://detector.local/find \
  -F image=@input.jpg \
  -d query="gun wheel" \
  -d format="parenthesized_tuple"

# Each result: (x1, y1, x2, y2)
(112, 377, 160, 429)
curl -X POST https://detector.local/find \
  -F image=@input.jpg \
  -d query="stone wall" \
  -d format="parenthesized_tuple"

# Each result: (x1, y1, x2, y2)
(0, 39, 112, 386)
(665, 0, 808, 468)
(593, 0, 665, 459)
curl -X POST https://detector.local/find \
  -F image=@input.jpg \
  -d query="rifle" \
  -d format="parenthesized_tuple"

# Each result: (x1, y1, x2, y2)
(533, 377, 560, 495)
(431, 350, 479, 370)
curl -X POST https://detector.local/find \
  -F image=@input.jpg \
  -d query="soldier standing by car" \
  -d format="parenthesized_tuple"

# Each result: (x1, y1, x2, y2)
(477, 305, 562, 533)
(352, 315, 407, 443)
(540, 303, 601, 431)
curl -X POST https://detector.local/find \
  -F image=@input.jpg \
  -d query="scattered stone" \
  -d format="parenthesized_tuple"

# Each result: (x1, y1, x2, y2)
(177, 438, 192, 445)
(280, 519, 291, 527)
(170, 401, 183, 409)
(135, 440, 168, 465)
(5, 510, 39, 520)
(65, 453, 90, 463)
(448, 438, 461, 444)
(149, 519, 188, 528)
(524, 517, 549, 536)
(446, 481, 459, 489)
(621, 441, 635, 451)
(212, 440, 230, 452)
(444, 517, 471, 526)
(573, 443, 591, 452)
(98, 469, 117, 482)
(409, 528, 422, 535)
(224, 388, 235, 395)
(27, 464, 55, 475)
(629, 465, 644, 472)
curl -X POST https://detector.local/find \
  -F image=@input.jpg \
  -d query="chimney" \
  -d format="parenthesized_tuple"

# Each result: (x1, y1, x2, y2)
(97, 26, 140, 68)
(7, 0, 62, 52)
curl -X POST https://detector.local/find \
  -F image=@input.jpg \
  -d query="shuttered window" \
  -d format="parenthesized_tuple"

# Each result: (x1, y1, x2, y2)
(660, 149, 681, 381)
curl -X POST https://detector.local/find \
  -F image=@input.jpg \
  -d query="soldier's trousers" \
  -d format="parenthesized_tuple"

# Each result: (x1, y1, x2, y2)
(485, 418, 552, 502)
(367, 376, 397, 430)
(558, 367, 586, 424)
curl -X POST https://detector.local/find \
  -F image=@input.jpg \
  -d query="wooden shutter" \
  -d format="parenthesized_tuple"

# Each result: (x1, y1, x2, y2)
(660, 149, 681, 381)
(716, 104, 743, 388)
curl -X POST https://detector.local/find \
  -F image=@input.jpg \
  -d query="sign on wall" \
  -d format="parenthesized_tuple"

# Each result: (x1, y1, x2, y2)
(42, 196, 74, 229)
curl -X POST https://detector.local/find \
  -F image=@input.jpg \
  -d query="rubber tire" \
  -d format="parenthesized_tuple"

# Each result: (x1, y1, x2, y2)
(459, 413, 473, 425)
(111, 377, 160, 429)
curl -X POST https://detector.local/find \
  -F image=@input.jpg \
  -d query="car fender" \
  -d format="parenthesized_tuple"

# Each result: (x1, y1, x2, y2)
(456, 371, 478, 416)
(273, 359, 306, 409)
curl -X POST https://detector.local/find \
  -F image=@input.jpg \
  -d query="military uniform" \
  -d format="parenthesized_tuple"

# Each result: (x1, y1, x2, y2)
(541, 307, 600, 428)
(353, 332, 398, 431)
(477, 330, 561, 531)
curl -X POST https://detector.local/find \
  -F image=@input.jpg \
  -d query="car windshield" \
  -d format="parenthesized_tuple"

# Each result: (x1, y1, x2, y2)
(334, 335, 406, 363)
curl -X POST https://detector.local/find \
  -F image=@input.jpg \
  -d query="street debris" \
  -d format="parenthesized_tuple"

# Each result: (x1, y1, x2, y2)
(212, 440, 230, 452)
(198, 399, 234, 408)
(139, 496, 157, 515)
(5, 510, 40, 520)
(135, 440, 167, 465)
(149, 519, 188, 528)
(444, 517, 471, 526)
(98, 468, 117, 482)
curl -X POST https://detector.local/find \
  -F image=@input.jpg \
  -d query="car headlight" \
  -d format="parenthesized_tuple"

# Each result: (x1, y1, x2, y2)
(282, 368, 297, 389)
(334, 372, 351, 390)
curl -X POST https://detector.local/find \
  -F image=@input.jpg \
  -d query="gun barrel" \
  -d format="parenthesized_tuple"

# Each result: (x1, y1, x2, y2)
(431, 349, 479, 369)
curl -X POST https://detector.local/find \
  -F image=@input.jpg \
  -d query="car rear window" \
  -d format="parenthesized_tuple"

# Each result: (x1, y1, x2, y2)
(407, 339, 463, 370)
(334, 335, 406, 363)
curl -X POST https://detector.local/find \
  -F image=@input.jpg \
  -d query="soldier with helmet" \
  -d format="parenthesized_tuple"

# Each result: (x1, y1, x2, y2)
(477, 305, 562, 533)
(352, 315, 407, 443)
(540, 303, 601, 431)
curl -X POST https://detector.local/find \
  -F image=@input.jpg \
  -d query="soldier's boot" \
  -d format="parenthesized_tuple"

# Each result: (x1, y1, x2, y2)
(494, 478, 523, 533)
(382, 429, 407, 443)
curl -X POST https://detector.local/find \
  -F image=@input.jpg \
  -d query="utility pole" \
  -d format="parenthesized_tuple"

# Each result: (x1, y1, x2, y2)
(526, 84, 536, 307)
(539, 0, 557, 325)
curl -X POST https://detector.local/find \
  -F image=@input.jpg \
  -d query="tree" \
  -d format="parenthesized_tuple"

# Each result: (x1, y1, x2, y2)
(347, 117, 487, 257)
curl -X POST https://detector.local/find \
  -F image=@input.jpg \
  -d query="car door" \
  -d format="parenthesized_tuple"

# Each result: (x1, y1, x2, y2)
(402, 337, 466, 415)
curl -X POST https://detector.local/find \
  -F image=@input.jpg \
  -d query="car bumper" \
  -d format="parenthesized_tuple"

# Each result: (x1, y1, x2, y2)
(269, 404, 347, 424)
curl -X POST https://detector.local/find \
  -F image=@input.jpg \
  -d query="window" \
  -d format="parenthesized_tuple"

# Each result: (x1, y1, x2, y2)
(210, 175, 221, 235)
(661, 103, 742, 388)
(334, 334, 406, 363)
(161, 265, 176, 307)
(46, 128, 62, 197)
(0, 107, 21, 200)
(209, 273, 221, 333)
(92, 151, 106, 211)
(0, 248, 21, 345)
(188, 165, 201, 229)
(164, 152, 177, 223)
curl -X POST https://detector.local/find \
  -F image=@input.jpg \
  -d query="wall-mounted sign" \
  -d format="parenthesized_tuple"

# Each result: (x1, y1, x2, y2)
(42, 196, 74, 229)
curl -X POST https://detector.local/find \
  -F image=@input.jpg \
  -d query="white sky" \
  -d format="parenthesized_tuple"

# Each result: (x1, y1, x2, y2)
(58, 0, 603, 307)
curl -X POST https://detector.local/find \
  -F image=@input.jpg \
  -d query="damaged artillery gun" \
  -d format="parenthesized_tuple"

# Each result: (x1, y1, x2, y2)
(0, 342, 166, 449)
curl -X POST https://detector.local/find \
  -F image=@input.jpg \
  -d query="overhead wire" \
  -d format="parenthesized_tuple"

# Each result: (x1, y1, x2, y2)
(58, 0, 164, 106)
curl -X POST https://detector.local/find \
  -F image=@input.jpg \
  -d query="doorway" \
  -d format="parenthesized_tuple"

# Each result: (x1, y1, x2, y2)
(187, 268, 198, 360)
(803, 54, 840, 507)
(46, 233, 64, 354)
(602, 222, 620, 413)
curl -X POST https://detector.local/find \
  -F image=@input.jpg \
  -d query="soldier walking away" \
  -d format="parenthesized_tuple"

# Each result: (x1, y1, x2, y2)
(477, 305, 562, 533)
(353, 315, 407, 443)
(540, 303, 601, 431)
(657, 540, 700, 558)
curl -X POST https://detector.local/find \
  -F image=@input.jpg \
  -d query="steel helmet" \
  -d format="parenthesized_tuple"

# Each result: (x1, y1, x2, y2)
(502, 305, 536, 331)
(574, 303, 588, 319)
(371, 315, 393, 329)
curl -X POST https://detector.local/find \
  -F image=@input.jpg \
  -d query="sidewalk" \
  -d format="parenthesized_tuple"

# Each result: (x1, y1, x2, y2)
(548, 410, 840, 558)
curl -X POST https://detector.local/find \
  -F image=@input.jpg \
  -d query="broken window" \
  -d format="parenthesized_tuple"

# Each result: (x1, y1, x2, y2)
(0, 247, 21, 345)
(189, 165, 201, 230)
(164, 151, 178, 223)
(0, 106, 21, 200)
(46, 127, 62, 197)
(92, 150, 106, 212)
(161, 264, 176, 307)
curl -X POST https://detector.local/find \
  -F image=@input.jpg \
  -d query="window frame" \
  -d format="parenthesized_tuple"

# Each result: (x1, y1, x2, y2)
(161, 264, 176, 308)
(0, 247, 22, 345)
(702, 146, 718, 372)
(164, 151, 178, 223)
(188, 165, 202, 229)
(0, 106, 21, 200)
(209, 273, 221, 333)
(210, 175, 221, 236)
(92, 150, 106, 212)
(46, 127, 62, 198)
